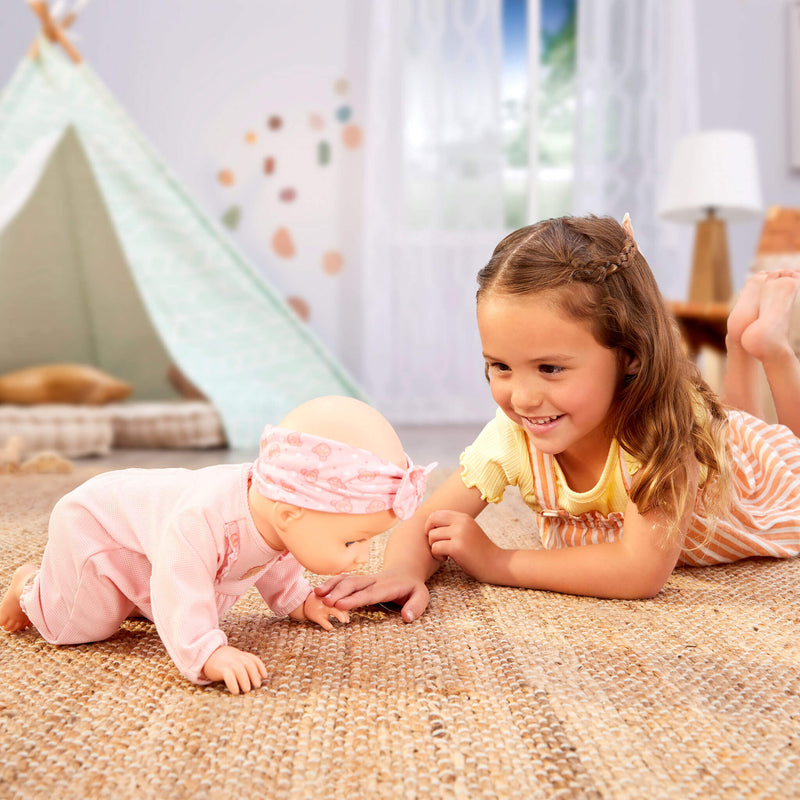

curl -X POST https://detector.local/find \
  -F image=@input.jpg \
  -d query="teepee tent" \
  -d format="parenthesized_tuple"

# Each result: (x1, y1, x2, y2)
(0, 6, 364, 448)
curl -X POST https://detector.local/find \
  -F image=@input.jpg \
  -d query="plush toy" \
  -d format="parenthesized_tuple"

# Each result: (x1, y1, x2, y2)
(0, 435, 73, 474)
(0, 364, 132, 406)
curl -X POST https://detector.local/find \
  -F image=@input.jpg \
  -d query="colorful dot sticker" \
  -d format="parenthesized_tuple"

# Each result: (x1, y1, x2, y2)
(221, 205, 241, 230)
(272, 227, 296, 258)
(287, 296, 311, 321)
(322, 251, 344, 275)
(244, 131, 258, 144)
(279, 187, 297, 203)
(309, 113, 325, 131)
(341, 124, 363, 149)
(267, 115, 283, 131)
(264, 156, 276, 175)
(217, 169, 235, 187)
(318, 141, 331, 166)
(334, 78, 349, 95)
(336, 106, 352, 123)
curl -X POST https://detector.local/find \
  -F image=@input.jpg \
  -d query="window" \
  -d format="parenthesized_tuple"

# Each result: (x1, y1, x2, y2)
(502, 0, 576, 229)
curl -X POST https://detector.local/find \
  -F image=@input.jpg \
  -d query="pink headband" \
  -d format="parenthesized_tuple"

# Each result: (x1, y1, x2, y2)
(251, 425, 437, 520)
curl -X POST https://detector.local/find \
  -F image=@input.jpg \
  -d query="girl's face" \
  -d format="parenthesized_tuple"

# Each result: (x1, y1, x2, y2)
(477, 291, 625, 466)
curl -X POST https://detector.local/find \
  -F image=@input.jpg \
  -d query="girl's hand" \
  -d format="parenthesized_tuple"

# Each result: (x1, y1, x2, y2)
(315, 570, 431, 623)
(299, 591, 351, 630)
(425, 510, 506, 583)
(202, 645, 267, 695)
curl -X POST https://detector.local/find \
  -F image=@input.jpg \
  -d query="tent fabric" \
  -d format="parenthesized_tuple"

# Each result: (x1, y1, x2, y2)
(0, 38, 364, 449)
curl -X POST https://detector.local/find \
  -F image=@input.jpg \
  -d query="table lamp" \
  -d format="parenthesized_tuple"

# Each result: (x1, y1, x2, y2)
(660, 130, 763, 303)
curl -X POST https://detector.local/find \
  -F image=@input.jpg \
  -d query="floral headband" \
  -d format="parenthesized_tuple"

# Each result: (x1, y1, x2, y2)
(251, 425, 437, 519)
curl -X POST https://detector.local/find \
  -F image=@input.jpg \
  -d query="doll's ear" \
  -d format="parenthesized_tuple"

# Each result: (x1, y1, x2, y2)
(272, 502, 305, 532)
(621, 212, 635, 241)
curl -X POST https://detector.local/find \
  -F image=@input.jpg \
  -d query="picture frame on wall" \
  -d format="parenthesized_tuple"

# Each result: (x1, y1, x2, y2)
(792, 0, 800, 169)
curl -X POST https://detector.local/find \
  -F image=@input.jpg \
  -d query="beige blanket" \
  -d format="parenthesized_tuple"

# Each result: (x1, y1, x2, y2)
(1, 468, 799, 799)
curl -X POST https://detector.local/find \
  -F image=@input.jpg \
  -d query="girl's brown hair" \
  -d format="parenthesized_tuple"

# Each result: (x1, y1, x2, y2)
(476, 215, 731, 541)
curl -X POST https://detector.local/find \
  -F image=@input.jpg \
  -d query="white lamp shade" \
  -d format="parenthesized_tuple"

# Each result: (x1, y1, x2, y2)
(659, 130, 763, 223)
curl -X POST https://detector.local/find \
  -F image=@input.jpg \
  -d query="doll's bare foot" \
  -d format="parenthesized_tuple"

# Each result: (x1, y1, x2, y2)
(726, 271, 768, 348)
(0, 564, 37, 632)
(739, 273, 800, 363)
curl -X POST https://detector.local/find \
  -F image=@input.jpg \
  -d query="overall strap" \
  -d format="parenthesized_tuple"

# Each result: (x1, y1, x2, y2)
(529, 442, 559, 512)
(618, 446, 634, 492)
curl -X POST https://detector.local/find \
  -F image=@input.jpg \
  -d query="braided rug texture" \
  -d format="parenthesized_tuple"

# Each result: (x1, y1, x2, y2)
(1, 467, 799, 799)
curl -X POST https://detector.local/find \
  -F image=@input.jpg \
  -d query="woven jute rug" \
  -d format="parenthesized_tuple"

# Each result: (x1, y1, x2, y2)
(1, 467, 799, 799)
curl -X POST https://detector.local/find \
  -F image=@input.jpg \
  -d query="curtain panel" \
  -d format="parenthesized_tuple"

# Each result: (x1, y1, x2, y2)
(358, 0, 505, 424)
(573, 0, 699, 300)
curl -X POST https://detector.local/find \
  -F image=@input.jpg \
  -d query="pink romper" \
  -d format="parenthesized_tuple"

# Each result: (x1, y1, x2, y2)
(20, 464, 311, 684)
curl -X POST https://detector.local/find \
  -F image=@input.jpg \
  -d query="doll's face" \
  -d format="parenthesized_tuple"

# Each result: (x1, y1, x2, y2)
(279, 507, 397, 575)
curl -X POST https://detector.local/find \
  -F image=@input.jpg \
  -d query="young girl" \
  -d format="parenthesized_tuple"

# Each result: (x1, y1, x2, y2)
(0, 395, 435, 693)
(317, 215, 800, 621)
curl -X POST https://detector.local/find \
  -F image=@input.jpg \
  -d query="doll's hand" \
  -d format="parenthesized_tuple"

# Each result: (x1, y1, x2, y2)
(301, 591, 350, 630)
(426, 510, 505, 583)
(315, 570, 430, 623)
(202, 645, 268, 695)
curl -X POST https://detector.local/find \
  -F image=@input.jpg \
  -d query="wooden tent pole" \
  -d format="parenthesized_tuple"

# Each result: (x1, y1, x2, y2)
(27, 0, 83, 64)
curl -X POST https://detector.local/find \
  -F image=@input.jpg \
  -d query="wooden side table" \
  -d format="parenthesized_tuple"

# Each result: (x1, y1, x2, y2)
(666, 300, 729, 359)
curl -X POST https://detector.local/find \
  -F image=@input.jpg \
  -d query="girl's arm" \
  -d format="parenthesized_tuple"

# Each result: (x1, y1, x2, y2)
(315, 470, 488, 620)
(428, 494, 685, 599)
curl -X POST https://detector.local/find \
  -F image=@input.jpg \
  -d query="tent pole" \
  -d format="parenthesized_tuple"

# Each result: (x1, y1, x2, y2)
(27, 1, 83, 64)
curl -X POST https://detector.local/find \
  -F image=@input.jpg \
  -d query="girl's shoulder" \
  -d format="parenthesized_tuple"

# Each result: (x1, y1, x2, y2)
(459, 410, 531, 502)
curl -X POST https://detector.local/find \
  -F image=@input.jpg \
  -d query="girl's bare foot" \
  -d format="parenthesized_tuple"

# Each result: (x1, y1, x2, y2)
(739, 273, 800, 363)
(726, 271, 768, 347)
(0, 564, 37, 632)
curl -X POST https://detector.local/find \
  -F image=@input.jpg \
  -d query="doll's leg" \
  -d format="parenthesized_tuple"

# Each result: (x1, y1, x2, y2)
(0, 563, 38, 632)
(723, 272, 768, 417)
(22, 551, 136, 644)
(739, 271, 800, 436)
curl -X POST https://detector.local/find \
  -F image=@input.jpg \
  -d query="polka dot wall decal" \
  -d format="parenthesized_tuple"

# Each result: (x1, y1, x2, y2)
(336, 106, 352, 123)
(322, 251, 344, 275)
(221, 205, 241, 230)
(318, 141, 331, 166)
(287, 296, 311, 321)
(264, 156, 276, 175)
(309, 113, 324, 131)
(244, 131, 258, 144)
(267, 115, 283, 130)
(217, 169, 235, 186)
(334, 78, 349, 95)
(341, 124, 363, 149)
(272, 227, 296, 258)
(279, 187, 297, 203)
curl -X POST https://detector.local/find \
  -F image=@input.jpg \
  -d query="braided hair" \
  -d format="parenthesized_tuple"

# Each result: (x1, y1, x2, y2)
(476, 215, 731, 542)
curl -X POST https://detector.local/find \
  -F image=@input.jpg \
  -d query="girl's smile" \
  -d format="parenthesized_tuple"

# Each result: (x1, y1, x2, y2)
(477, 290, 626, 483)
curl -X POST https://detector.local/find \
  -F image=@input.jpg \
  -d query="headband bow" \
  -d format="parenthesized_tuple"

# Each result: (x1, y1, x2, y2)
(251, 425, 437, 520)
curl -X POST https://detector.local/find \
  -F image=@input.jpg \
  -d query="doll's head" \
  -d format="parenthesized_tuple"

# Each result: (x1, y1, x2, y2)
(248, 396, 436, 575)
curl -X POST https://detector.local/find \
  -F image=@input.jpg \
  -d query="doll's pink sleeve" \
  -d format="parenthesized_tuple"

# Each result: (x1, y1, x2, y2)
(149, 510, 228, 685)
(254, 553, 312, 617)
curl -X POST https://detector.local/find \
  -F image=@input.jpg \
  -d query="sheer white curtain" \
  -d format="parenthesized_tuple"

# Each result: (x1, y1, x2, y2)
(358, 0, 505, 424)
(573, 0, 699, 299)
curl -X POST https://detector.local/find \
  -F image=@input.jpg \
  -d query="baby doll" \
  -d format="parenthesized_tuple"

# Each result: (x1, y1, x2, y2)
(0, 396, 435, 694)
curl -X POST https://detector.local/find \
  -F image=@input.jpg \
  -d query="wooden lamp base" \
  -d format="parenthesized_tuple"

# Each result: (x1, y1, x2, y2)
(688, 213, 732, 304)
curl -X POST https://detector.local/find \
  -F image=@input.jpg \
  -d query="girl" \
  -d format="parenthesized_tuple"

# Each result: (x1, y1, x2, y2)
(317, 216, 800, 621)
(0, 395, 435, 693)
